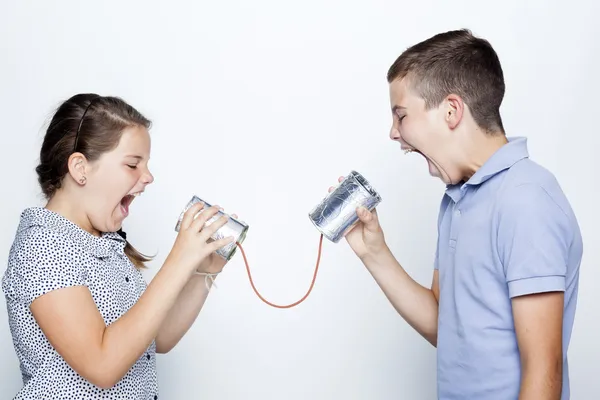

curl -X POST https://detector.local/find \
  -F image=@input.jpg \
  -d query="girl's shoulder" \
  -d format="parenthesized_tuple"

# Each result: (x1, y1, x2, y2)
(2, 207, 88, 304)
(10, 207, 75, 257)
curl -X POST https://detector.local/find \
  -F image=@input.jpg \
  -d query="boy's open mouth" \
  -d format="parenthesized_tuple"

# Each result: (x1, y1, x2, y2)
(403, 148, 423, 156)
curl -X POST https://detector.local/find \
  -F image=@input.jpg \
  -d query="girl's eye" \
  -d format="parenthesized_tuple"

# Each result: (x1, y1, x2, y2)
(127, 165, 137, 169)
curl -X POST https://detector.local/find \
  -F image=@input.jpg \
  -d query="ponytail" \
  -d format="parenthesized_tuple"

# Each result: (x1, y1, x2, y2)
(117, 229, 153, 269)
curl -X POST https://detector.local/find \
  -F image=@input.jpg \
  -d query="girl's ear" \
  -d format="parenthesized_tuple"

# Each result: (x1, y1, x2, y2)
(67, 152, 89, 186)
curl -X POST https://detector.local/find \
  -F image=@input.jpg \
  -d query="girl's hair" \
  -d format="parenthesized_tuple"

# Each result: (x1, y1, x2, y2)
(35, 93, 153, 269)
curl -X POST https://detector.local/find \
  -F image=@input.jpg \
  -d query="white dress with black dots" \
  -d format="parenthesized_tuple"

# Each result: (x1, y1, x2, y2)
(2, 207, 159, 399)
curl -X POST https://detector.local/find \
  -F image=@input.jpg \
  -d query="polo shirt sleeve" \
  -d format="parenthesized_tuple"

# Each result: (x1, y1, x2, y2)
(9, 226, 88, 305)
(497, 183, 571, 298)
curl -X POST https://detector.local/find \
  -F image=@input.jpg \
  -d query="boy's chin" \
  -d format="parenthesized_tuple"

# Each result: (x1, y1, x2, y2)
(427, 160, 442, 178)
(428, 166, 453, 185)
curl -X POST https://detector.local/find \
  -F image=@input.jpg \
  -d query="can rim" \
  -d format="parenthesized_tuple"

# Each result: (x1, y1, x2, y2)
(225, 224, 249, 260)
(350, 170, 382, 201)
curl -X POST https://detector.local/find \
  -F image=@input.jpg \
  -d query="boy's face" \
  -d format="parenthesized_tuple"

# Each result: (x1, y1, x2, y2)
(388, 78, 460, 185)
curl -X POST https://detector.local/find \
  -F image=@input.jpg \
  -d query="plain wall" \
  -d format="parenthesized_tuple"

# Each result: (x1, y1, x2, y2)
(1, 0, 598, 398)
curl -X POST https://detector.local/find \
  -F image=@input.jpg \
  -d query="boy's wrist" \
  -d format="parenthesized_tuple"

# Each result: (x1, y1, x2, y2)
(360, 243, 392, 267)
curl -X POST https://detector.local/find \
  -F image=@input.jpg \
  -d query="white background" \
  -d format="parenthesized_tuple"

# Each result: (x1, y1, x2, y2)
(1, 1, 598, 398)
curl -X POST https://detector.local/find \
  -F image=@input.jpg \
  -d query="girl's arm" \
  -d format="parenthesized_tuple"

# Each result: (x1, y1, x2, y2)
(28, 204, 232, 388)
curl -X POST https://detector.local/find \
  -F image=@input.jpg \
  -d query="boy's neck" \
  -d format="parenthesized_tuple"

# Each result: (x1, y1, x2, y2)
(459, 129, 508, 181)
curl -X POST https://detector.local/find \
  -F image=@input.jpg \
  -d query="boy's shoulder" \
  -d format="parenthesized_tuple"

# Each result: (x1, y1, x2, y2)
(498, 157, 577, 222)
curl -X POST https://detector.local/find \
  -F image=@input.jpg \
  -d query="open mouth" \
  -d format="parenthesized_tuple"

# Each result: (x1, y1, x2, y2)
(403, 147, 431, 166)
(403, 148, 422, 156)
(120, 191, 142, 216)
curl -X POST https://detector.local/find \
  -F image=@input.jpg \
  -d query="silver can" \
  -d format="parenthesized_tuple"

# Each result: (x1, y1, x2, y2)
(308, 170, 382, 243)
(174, 195, 249, 261)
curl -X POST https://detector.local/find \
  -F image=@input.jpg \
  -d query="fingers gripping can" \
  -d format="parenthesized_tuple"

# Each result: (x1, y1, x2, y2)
(174, 195, 249, 261)
(308, 170, 382, 243)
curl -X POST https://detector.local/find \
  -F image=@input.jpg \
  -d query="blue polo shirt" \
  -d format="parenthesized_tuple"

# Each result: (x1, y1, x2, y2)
(435, 137, 582, 399)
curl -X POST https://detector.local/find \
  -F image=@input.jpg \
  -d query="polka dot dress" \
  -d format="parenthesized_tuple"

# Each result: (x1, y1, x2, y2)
(2, 207, 159, 399)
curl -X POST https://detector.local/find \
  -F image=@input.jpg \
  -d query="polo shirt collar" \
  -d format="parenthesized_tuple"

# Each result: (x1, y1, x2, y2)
(445, 136, 529, 202)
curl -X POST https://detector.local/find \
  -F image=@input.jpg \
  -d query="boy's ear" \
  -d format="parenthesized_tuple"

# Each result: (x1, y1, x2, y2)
(445, 94, 464, 130)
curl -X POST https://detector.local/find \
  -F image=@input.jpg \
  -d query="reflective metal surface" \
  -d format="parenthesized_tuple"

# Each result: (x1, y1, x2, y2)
(175, 195, 249, 261)
(308, 170, 382, 243)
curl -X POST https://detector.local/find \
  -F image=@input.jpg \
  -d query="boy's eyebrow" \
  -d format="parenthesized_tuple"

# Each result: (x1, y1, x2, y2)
(392, 105, 406, 113)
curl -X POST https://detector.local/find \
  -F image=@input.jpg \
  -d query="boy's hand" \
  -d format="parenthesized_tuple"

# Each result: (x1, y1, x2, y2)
(328, 176, 387, 259)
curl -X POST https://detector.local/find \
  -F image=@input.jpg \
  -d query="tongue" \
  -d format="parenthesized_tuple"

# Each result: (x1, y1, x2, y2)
(121, 196, 131, 214)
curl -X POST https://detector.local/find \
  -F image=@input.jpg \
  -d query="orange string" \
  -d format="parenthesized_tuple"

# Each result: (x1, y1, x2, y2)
(235, 234, 324, 308)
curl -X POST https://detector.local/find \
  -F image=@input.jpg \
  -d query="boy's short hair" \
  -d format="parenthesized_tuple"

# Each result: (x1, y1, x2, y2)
(387, 29, 505, 134)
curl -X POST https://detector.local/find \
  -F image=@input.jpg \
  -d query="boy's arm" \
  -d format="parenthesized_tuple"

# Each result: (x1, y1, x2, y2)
(362, 249, 440, 346)
(355, 194, 447, 347)
(498, 183, 574, 400)
(512, 292, 563, 399)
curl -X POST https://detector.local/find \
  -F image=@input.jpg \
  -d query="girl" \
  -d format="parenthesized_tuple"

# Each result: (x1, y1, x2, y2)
(2, 93, 235, 399)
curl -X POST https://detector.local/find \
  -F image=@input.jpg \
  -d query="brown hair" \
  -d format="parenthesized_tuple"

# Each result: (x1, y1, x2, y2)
(35, 93, 153, 269)
(387, 29, 505, 134)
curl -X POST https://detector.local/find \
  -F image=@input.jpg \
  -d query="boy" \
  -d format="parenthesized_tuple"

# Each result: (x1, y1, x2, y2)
(336, 29, 582, 399)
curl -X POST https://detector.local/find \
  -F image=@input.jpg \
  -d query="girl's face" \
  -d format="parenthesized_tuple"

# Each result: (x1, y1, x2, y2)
(78, 125, 154, 234)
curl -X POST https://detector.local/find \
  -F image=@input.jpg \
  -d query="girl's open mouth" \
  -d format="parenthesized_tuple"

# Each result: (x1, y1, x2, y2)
(120, 192, 141, 216)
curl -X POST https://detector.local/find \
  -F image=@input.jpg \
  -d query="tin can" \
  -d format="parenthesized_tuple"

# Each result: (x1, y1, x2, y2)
(308, 170, 382, 243)
(174, 195, 249, 261)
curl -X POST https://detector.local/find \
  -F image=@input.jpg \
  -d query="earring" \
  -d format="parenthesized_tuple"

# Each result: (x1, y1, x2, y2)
(79, 176, 87, 184)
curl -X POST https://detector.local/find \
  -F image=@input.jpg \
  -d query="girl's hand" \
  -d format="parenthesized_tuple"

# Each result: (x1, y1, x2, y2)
(167, 202, 234, 274)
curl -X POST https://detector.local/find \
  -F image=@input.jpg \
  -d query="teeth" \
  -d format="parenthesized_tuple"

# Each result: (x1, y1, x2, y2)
(403, 149, 413, 154)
